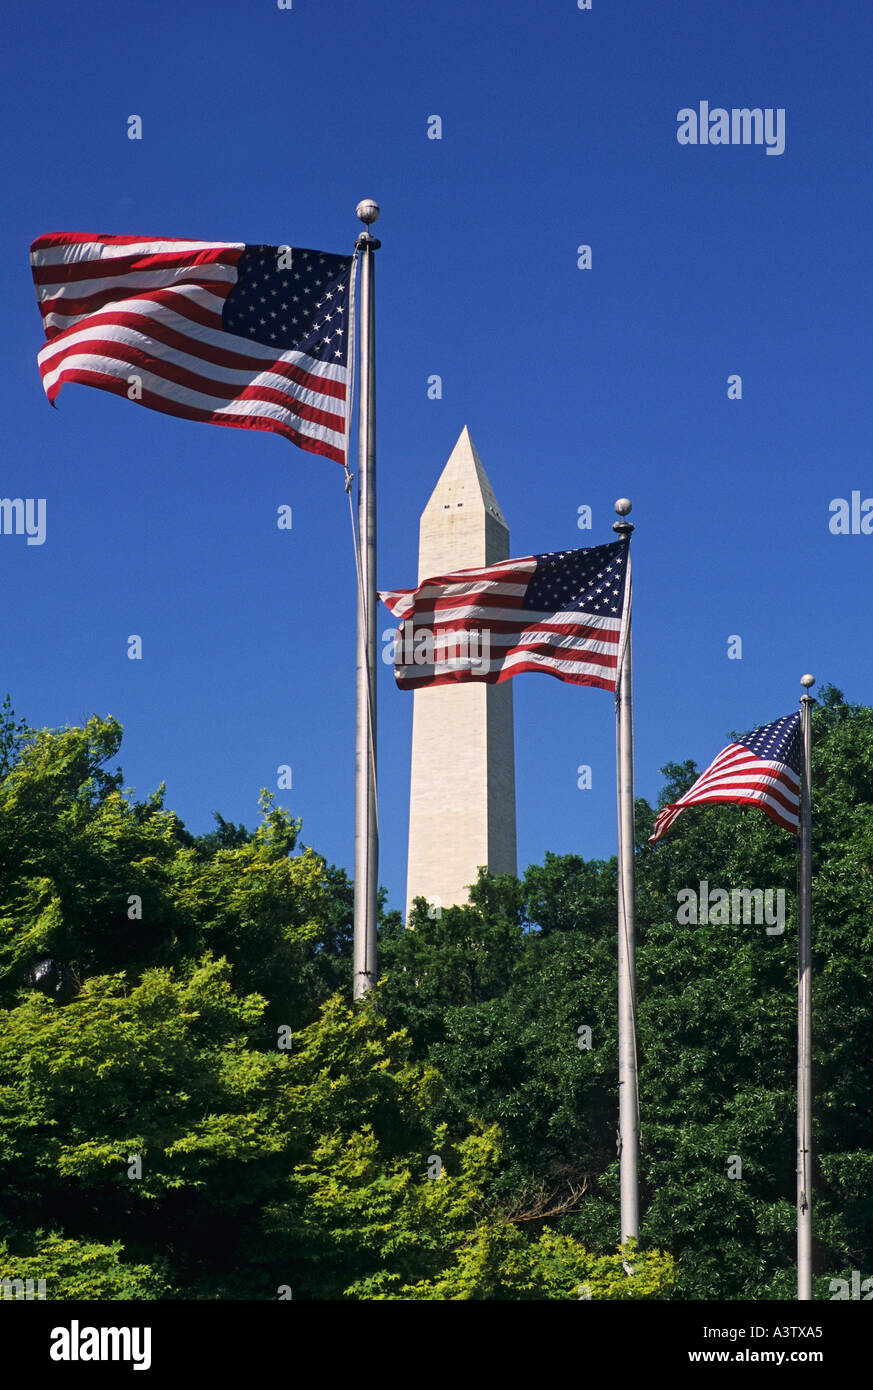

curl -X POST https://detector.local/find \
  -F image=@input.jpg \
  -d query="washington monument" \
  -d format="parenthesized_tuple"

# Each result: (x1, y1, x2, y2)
(405, 427, 517, 917)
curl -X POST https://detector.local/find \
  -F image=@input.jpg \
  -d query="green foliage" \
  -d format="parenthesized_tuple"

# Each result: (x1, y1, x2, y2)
(0, 693, 30, 780)
(1, 689, 870, 1300)
(361, 1230, 675, 1301)
(380, 686, 873, 1298)
(0, 705, 655, 1299)
(0, 1233, 167, 1299)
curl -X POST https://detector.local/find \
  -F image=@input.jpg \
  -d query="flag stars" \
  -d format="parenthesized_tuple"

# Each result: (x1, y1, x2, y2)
(221, 245, 351, 359)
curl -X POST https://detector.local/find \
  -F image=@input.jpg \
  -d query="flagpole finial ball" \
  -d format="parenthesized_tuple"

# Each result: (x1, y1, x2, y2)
(801, 674, 815, 689)
(614, 498, 632, 517)
(356, 200, 380, 225)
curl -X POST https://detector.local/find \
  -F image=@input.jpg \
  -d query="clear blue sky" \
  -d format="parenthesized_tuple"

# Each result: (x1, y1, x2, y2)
(3, 0, 871, 913)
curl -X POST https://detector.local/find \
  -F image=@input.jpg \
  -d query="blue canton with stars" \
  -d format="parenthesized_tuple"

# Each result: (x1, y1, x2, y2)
(739, 713, 802, 775)
(524, 540, 629, 619)
(222, 245, 353, 362)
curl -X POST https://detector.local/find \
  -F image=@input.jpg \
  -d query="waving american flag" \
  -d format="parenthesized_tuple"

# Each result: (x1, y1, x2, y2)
(30, 233, 353, 463)
(649, 712, 802, 841)
(379, 538, 631, 692)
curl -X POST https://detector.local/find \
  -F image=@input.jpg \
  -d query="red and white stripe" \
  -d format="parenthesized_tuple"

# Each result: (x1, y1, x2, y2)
(649, 742, 801, 842)
(380, 556, 625, 692)
(30, 233, 349, 463)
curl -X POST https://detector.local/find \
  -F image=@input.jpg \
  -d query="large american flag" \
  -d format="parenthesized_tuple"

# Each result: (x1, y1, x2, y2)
(649, 712, 802, 842)
(379, 539, 630, 691)
(30, 233, 353, 464)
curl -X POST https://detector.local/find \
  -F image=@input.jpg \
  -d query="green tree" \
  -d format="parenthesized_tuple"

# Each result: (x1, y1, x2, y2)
(0, 704, 674, 1300)
(379, 687, 873, 1298)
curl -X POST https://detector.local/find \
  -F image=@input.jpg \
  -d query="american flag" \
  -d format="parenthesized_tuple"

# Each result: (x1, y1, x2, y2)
(30, 233, 353, 464)
(649, 712, 802, 842)
(379, 539, 630, 692)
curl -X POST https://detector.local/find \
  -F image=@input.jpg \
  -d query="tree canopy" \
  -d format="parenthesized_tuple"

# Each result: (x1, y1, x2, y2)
(1, 686, 870, 1299)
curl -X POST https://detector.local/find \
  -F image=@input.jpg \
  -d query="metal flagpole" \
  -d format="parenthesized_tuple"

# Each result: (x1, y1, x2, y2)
(353, 199, 380, 1001)
(797, 672, 815, 1297)
(613, 498, 639, 1243)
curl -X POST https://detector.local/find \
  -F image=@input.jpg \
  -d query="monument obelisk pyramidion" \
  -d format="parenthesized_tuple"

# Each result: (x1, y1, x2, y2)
(406, 427, 517, 918)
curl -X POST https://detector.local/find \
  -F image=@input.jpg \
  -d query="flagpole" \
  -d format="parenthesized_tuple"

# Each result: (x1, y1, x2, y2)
(613, 498, 638, 1243)
(797, 672, 815, 1297)
(353, 200, 380, 1000)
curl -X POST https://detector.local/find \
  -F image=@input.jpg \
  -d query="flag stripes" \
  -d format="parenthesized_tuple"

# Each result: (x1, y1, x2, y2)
(649, 713, 803, 841)
(30, 233, 353, 463)
(380, 541, 629, 692)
